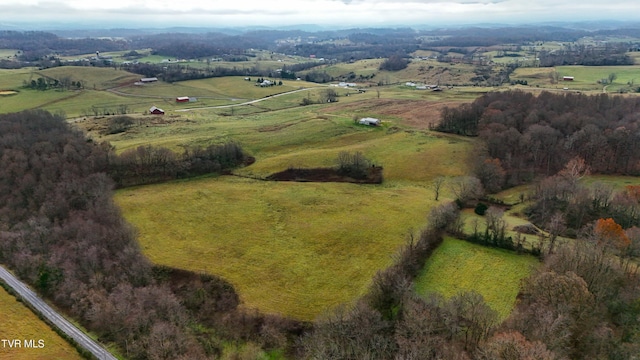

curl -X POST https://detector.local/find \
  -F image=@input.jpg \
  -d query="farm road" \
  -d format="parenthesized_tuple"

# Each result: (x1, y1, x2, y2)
(0, 265, 117, 360)
(175, 87, 321, 112)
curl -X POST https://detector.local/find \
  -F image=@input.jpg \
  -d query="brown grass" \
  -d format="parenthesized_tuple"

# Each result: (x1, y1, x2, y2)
(324, 98, 467, 129)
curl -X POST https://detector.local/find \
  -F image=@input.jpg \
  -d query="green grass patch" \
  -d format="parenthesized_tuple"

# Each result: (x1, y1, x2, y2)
(116, 176, 437, 320)
(0, 89, 76, 115)
(414, 236, 539, 319)
(180, 76, 322, 99)
(555, 65, 640, 91)
(0, 49, 18, 58)
(37, 67, 140, 90)
(580, 174, 640, 190)
(0, 286, 84, 360)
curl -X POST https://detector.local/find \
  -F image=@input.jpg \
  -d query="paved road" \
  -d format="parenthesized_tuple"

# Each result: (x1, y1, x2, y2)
(0, 265, 117, 360)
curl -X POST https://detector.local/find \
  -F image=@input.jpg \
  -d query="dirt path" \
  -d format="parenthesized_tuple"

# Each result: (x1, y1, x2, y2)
(175, 87, 321, 112)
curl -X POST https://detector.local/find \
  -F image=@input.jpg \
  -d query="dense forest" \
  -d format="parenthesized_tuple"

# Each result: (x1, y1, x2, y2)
(437, 90, 640, 178)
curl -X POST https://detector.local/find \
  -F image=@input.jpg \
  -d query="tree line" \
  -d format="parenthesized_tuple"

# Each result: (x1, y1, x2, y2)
(107, 142, 248, 188)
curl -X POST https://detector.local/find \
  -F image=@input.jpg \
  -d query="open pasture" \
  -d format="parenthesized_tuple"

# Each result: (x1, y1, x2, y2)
(109, 92, 477, 320)
(0, 286, 83, 360)
(509, 67, 556, 87)
(37, 67, 140, 90)
(180, 76, 323, 99)
(555, 65, 640, 91)
(0, 49, 18, 59)
(115, 176, 437, 320)
(628, 51, 640, 65)
(0, 68, 34, 89)
(93, 96, 474, 185)
(317, 59, 384, 80)
(0, 90, 75, 115)
(581, 174, 640, 190)
(414, 236, 539, 319)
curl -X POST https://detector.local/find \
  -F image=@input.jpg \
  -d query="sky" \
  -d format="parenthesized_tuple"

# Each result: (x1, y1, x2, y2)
(1, 0, 639, 29)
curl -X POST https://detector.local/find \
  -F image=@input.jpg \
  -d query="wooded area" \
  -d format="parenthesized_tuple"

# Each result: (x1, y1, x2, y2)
(0, 110, 304, 359)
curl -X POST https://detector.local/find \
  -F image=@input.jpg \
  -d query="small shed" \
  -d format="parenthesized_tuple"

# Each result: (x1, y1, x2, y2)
(563, 76, 574, 81)
(141, 77, 158, 83)
(149, 106, 164, 115)
(359, 117, 381, 126)
(176, 96, 189, 103)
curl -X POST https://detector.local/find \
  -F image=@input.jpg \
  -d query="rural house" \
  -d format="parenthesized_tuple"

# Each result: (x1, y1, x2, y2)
(149, 106, 164, 115)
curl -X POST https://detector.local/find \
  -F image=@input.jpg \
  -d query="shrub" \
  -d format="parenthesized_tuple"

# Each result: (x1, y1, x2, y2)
(335, 151, 371, 179)
(105, 115, 134, 134)
(475, 202, 489, 216)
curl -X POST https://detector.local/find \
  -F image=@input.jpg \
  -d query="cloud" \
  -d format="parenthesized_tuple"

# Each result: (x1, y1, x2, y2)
(1, 0, 639, 27)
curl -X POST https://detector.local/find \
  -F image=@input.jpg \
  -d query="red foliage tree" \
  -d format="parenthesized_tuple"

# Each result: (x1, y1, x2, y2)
(595, 218, 630, 250)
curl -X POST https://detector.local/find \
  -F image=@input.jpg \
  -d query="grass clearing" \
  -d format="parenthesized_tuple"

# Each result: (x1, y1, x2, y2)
(116, 176, 437, 320)
(414, 236, 539, 319)
(0, 286, 83, 360)
(581, 174, 640, 190)
(555, 65, 640, 91)
(0, 49, 18, 59)
(180, 76, 323, 99)
(37, 67, 140, 90)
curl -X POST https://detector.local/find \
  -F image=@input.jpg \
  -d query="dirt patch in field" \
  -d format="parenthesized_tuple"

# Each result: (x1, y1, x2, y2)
(266, 167, 383, 184)
(325, 98, 467, 129)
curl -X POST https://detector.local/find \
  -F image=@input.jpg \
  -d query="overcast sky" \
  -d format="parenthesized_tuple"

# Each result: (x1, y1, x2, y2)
(1, 0, 639, 29)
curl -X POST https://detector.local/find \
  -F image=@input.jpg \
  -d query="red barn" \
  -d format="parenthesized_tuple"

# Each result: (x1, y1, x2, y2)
(176, 96, 189, 103)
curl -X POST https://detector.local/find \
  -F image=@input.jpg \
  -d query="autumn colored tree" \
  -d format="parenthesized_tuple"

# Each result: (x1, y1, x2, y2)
(595, 218, 631, 251)
(625, 185, 640, 202)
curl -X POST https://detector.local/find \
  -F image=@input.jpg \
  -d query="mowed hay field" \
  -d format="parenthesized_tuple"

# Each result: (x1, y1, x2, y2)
(415, 237, 539, 319)
(116, 177, 436, 320)
(0, 287, 83, 360)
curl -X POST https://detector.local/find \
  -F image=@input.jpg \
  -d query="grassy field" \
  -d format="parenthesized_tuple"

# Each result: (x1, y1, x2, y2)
(37, 67, 141, 90)
(116, 176, 438, 320)
(414, 236, 539, 319)
(555, 65, 640, 92)
(0, 286, 83, 360)
(581, 174, 640, 190)
(0, 49, 18, 59)
(111, 99, 474, 320)
(511, 65, 640, 92)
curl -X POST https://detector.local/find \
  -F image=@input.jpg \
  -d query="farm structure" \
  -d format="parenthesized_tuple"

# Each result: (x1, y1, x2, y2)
(149, 106, 164, 115)
(359, 117, 381, 126)
(140, 77, 158, 83)
(563, 76, 574, 81)
(176, 96, 189, 103)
